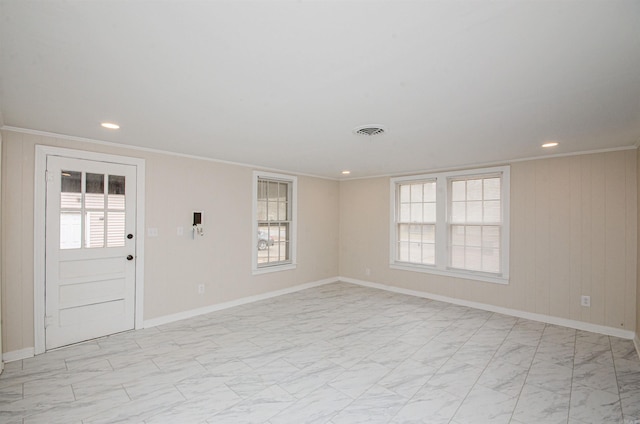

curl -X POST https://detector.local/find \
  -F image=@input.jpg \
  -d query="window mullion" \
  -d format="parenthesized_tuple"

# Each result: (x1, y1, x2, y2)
(435, 176, 448, 271)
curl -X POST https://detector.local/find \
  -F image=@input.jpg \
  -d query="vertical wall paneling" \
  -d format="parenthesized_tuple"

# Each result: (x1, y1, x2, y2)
(549, 159, 571, 319)
(604, 152, 627, 328)
(590, 154, 606, 325)
(569, 156, 583, 321)
(22, 135, 35, 341)
(523, 160, 537, 313)
(509, 162, 526, 311)
(580, 155, 593, 323)
(2, 133, 24, 351)
(534, 160, 550, 315)
(626, 151, 638, 331)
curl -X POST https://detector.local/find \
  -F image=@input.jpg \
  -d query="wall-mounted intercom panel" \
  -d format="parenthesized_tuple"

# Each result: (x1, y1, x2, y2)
(193, 211, 204, 237)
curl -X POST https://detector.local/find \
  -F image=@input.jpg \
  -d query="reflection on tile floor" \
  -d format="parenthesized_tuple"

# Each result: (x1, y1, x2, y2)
(1, 282, 640, 423)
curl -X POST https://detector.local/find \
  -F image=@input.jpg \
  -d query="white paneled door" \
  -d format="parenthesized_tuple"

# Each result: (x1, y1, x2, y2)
(45, 156, 137, 350)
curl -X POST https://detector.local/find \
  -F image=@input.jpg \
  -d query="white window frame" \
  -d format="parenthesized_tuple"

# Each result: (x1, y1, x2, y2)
(252, 171, 297, 274)
(390, 166, 510, 284)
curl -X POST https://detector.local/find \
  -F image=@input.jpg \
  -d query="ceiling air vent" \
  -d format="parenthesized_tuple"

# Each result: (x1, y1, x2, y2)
(353, 125, 386, 137)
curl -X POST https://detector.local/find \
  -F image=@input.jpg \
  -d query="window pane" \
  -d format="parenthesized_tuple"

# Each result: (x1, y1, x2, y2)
(410, 184, 423, 202)
(399, 203, 410, 222)
(409, 242, 421, 263)
(399, 184, 410, 203)
(483, 226, 501, 248)
(257, 222, 289, 264)
(451, 201, 465, 223)
(422, 243, 435, 265)
(107, 212, 125, 247)
(409, 225, 422, 242)
(61, 192, 82, 209)
(267, 201, 278, 220)
(398, 242, 409, 262)
(257, 180, 268, 201)
(482, 248, 500, 273)
(278, 201, 288, 221)
(483, 200, 501, 223)
(423, 203, 436, 222)
(465, 247, 482, 270)
(60, 212, 81, 249)
(85, 194, 104, 209)
(484, 178, 501, 200)
(422, 225, 435, 244)
(86, 173, 104, 193)
(267, 181, 279, 199)
(85, 173, 105, 209)
(451, 225, 465, 246)
(467, 179, 482, 200)
(467, 201, 482, 222)
(61, 171, 82, 209)
(410, 203, 422, 222)
(85, 211, 104, 248)
(398, 224, 409, 242)
(108, 175, 125, 210)
(61, 170, 81, 193)
(424, 182, 436, 202)
(278, 182, 288, 202)
(466, 225, 481, 247)
(451, 180, 465, 201)
(108, 175, 125, 194)
(451, 246, 465, 268)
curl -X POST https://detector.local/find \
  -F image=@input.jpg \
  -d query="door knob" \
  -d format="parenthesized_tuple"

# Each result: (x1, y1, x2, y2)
(127, 255, 134, 261)
(127, 234, 134, 239)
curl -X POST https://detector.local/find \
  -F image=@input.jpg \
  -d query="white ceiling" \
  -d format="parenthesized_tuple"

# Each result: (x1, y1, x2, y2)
(1, 1, 639, 179)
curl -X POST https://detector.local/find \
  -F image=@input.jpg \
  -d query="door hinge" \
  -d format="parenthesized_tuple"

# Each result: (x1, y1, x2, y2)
(44, 315, 54, 328)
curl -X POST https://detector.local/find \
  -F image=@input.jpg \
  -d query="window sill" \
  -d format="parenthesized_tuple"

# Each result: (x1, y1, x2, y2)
(252, 263, 297, 275)
(390, 263, 509, 285)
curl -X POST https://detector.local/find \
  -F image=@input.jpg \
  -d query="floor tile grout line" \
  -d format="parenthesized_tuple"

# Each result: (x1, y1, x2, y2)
(565, 330, 577, 423)
(446, 312, 521, 423)
(505, 320, 546, 424)
(611, 335, 629, 423)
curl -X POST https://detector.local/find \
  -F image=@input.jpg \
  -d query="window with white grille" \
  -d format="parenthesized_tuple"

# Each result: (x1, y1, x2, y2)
(396, 180, 436, 265)
(390, 166, 509, 284)
(253, 171, 297, 273)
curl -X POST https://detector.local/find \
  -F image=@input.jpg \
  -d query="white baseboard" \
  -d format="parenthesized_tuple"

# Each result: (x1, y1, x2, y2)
(340, 277, 637, 340)
(144, 277, 338, 328)
(634, 334, 640, 361)
(3, 347, 35, 363)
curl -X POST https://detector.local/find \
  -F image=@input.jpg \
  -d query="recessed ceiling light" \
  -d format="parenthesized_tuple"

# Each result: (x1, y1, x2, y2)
(542, 141, 559, 148)
(341, 170, 351, 175)
(101, 122, 120, 129)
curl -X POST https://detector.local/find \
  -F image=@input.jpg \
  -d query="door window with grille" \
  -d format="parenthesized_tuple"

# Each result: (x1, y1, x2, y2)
(60, 171, 127, 249)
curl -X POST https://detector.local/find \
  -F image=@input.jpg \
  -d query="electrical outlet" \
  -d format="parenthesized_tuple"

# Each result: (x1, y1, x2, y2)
(365, 268, 371, 276)
(198, 284, 205, 294)
(581, 295, 591, 307)
(147, 227, 159, 237)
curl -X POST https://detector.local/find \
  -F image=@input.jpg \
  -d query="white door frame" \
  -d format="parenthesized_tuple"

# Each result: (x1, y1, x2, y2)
(34, 145, 146, 355)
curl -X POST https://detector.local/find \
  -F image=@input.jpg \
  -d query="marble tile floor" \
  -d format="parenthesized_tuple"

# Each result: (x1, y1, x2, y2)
(1, 282, 640, 424)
